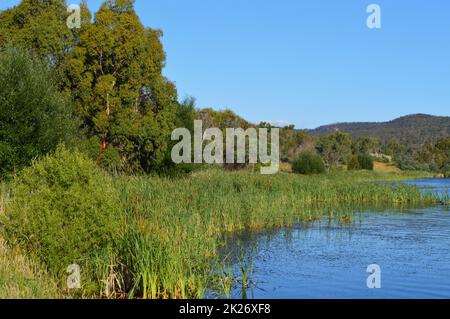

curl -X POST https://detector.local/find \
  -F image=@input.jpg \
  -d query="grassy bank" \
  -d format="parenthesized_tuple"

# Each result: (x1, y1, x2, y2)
(0, 169, 445, 299)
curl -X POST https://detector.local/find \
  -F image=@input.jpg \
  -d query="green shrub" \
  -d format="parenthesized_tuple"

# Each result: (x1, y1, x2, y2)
(78, 136, 122, 174)
(2, 146, 123, 287)
(348, 156, 361, 170)
(358, 154, 374, 170)
(349, 154, 374, 170)
(0, 46, 76, 178)
(292, 152, 326, 175)
(441, 165, 450, 178)
(396, 157, 430, 171)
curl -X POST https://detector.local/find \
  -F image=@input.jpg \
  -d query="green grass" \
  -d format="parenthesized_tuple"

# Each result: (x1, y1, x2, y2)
(0, 169, 445, 299)
(0, 183, 58, 298)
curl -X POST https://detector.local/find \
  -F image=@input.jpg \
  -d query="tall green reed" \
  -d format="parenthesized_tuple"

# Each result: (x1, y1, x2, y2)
(113, 170, 442, 299)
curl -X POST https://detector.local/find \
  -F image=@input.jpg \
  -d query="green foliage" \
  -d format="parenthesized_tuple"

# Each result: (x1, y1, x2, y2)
(310, 115, 450, 174)
(358, 154, 374, 170)
(0, 0, 74, 66)
(195, 107, 257, 171)
(119, 226, 207, 299)
(310, 114, 450, 148)
(316, 132, 352, 167)
(159, 96, 206, 176)
(396, 156, 430, 172)
(348, 154, 373, 170)
(279, 126, 313, 162)
(2, 146, 123, 286)
(65, 0, 178, 174)
(78, 136, 123, 174)
(197, 108, 252, 129)
(292, 151, 326, 175)
(394, 137, 450, 173)
(352, 137, 380, 155)
(384, 138, 406, 159)
(176, 97, 197, 131)
(348, 156, 361, 170)
(0, 46, 76, 178)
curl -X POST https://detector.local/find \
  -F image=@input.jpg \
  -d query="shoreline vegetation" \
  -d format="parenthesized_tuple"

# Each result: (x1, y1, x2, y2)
(0, 0, 449, 301)
(0, 161, 447, 299)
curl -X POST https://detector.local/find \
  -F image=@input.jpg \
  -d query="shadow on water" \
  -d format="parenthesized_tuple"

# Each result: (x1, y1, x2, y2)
(209, 179, 450, 299)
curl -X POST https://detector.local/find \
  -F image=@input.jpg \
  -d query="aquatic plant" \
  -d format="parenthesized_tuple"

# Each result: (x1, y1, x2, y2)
(112, 170, 440, 299)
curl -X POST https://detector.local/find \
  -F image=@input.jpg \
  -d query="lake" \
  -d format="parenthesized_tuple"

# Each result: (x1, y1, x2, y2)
(213, 178, 450, 299)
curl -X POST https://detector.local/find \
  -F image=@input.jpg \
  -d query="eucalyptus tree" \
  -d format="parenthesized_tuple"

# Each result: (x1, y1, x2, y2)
(65, 0, 179, 173)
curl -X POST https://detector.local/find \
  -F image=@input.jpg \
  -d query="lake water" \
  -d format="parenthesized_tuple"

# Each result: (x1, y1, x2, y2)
(215, 178, 450, 299)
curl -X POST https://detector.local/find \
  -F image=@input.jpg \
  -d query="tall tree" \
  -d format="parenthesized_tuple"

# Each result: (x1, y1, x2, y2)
(0, 0, 73, 66)
(352, 137, 380, 155)
(316, 132, 352, 167)
(65, 0, 178, 173)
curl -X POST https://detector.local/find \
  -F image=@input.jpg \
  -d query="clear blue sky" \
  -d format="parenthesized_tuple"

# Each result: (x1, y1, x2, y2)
(1, 1, 449, 128)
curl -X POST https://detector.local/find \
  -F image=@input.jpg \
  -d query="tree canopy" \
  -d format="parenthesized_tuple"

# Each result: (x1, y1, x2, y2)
(0, 0, 74, 66)
(65, 0, 178, 173)
(0, 0, 180, 174)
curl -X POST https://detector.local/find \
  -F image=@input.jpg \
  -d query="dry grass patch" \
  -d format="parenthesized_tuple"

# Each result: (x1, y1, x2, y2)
(0, 237, 58, 299)
(374, 161, 402, 173)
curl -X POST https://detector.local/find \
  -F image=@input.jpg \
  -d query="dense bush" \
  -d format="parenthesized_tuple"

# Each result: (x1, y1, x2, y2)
(348, 154, 374, 171)
(358, 154, 374, 170)
(78, 136, 123, 174)
(2, 146, 123, 286)
(348, 156, 361, 170)
(292, 152, 326, 175)
(396, 157, 430, 171)
(442, 165, 450, 178)
(0, 46, 76, 178)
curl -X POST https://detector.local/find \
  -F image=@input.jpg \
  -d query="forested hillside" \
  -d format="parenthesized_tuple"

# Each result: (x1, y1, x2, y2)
(309, 114, 450, 147)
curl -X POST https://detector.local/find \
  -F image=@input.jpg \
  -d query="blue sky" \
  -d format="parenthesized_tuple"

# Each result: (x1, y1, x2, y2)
(1, 1, 449, 128)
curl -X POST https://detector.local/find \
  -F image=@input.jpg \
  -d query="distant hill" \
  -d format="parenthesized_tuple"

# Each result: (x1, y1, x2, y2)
(308, 114, 450, 146)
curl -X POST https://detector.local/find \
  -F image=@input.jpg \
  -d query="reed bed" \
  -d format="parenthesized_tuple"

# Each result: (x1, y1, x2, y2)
(113, 170, 442, 299)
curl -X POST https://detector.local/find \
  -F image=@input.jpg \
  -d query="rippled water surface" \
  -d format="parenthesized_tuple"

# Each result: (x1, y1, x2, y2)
(216, 179, 450, 299)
